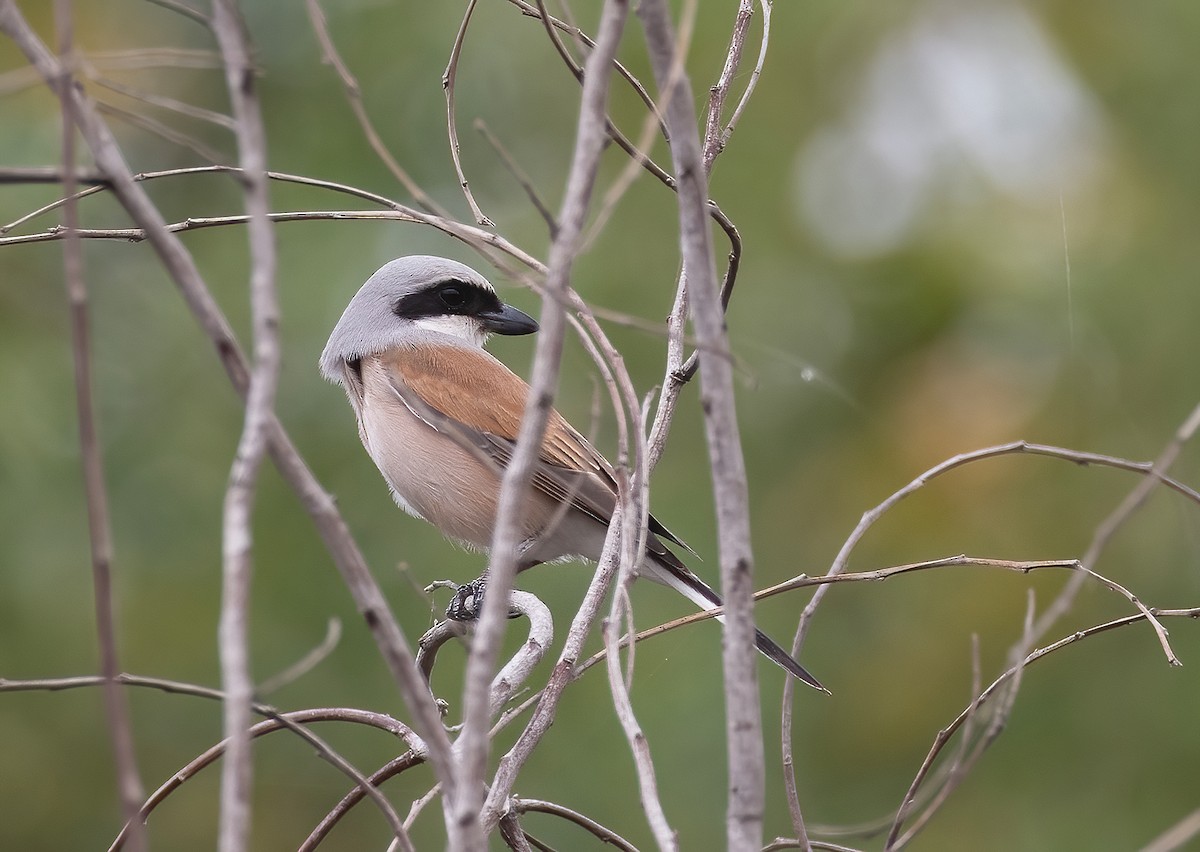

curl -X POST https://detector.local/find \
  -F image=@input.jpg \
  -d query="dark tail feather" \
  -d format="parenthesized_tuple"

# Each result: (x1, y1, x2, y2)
(754, 628, 829, 694)
(642, 540, 829, 693)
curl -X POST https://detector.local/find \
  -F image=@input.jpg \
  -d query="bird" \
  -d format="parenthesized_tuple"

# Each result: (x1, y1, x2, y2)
(320, 255, 826, 692)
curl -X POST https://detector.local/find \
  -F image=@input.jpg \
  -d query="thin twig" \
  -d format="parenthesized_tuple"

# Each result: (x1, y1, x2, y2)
(487, 591, 554, 717)
(886, 592, 1037, 849)
(0, 48, 221, 95)
(515, 0, 665, 135)
(0, 165, 109, 184)
(144, 0, 208, 25)
(579, 0, 693, 252)
(720, 0, 772, 153)
(759, 554, 1180, 665)
(90, 73, 236, 128)
(95, 98, 226, 162)
(603, 615, 678, 850)
(780, 435, 1200, 809)
(2, 164, 428, 235)
(305, 0, 447, 216)
(267, 712, 415, 852)
(482, 503, 624, 820)
(611, 554, 1183, 672)
(701, 0, 754, 172)
(110, 706, 419, 852)
(443, 0, 493, 226)
(298, 753, 426, 851)
(513, 797, 640, 852)
(498, 812, 536, 852)
(0, 673, 422, 851)
(647, 0, 757, 468)
(475, 118, 558, 236)
(53, 3, 147, 847)
(257, 618, 343, 695)
(1029, 400, 1200, 657)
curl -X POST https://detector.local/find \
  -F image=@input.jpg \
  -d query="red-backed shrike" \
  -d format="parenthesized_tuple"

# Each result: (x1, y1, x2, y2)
(320, 256, 825, 691)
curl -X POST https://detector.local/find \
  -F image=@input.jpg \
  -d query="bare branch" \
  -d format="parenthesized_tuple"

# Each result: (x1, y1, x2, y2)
(144, 0, 208, 26)
(603, 615, 678, 850)
(702, 0, 773, 171)
(514, 0, 665, 135)
(701, 0, 754, 172)
(720, 0, 772, 151)
(209, 2, 281, 848)
(638, 2, 768, 849)
(886, 592, 1037, 849)
(616, 554, 1185, 671)
(482, 515, 624, 821)
(475, 118, 558, 236)
(90, 73, 236, 129)
(305, 0, 448, 217)
(785, 438, 1200, 702)
(298, 753, 426, 852)
(513, 797, 640, 852)
(497, 812, 535, 851)
(95, 98, 226, 162)
(759, 554, 1180, 665)
(110, 706, 419, 852)
(257, 618, 343, 695)
(443, 0, 493, 226)
(0, 165, 109, 184)
(1028, 399, 1200, 654)
(487, 591, 554, 717)
(52, 2, 146, 846)
(0, 673, 422, 851)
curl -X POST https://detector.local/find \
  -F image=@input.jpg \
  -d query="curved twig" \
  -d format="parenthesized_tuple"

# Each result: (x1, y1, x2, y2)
(513, 796, 639, 852)
(109, 707, 419, 852)
(298, 753, 427, 852)
(886, 605, 1200, 848)
(442, 0, 493, 226)
(257, 617, 343, 695)
(305, 0, 448, 217)
(475, 118, 558, 236)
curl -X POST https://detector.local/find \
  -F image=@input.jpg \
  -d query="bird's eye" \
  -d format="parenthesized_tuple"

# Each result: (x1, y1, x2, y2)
(439, 286, 467, 310)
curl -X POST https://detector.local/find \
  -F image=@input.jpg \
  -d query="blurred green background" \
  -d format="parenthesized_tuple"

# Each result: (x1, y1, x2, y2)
(2, 0, 1198, 849)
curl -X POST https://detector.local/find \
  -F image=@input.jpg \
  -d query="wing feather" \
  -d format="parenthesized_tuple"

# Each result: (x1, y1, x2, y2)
(377, 346, 693, 552)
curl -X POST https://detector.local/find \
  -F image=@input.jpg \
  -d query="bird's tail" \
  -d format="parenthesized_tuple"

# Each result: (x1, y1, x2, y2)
(639, 543, 828, 694)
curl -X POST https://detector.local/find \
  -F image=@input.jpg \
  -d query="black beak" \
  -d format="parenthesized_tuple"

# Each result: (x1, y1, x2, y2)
(479, 303, 539, 336)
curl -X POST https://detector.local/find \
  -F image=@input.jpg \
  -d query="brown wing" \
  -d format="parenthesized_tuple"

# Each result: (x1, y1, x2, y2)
(377, 346, 692, 552)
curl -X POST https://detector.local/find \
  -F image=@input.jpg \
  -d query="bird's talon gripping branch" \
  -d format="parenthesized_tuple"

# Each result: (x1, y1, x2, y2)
(447, 576, 522, 621)
(446, 576, 487, 621)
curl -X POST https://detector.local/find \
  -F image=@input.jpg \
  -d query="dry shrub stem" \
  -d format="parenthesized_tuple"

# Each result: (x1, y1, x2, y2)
(210, 2, 279, 849)
(442, 0, 493, 226)
(638, 1, 767, 849)
(51, 3, 147, 848)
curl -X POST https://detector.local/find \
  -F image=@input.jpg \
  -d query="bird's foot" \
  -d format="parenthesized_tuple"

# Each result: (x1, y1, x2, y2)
(445, 576, 521, 621)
